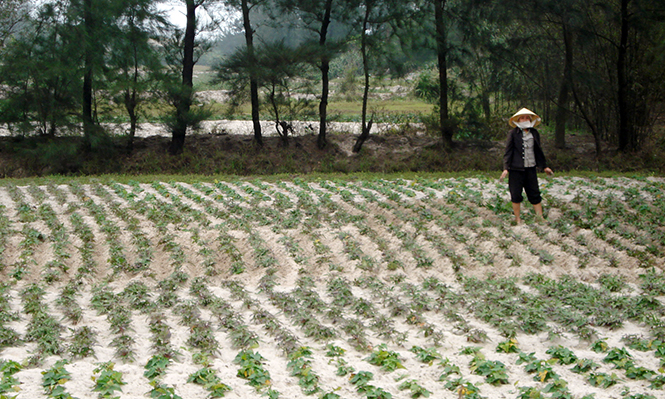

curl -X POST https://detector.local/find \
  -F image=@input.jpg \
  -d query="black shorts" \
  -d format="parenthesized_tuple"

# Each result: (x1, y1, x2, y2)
(508, 168, 542, 204)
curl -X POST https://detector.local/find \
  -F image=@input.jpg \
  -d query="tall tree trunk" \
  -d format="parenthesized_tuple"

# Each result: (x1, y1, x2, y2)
(269, 85, 289, 146)
(125, 88, 137, 152)
(82, 0, 94, 150)
(317, 0, 333, 150)
(571, 77, 602, 158)
(481, 93, 491, 123)
(242, 0, 262, 147)
(554, 22, 573, 149)
(434, 0, 453, 147)
(353, 2, 372, 153)
(617, 0, 630, 151)
(170, 0, 196, 155)
(126, 29, 141, 152)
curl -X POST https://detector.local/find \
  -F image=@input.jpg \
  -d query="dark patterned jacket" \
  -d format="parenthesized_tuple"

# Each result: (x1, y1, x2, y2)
(502, 127, 547, 171)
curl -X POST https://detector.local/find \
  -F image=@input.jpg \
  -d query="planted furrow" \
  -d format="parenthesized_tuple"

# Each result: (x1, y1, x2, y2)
(330, 179, 481, 273)
(20, 283, 64, 363)
(93, 184, 155, 273)
(68, 182, 132, 277)
(35, 200, 74, 284)
(0, 204, 11, 274)
(208, 278, 326, 397)
(68, 212, 99, 279)
(354, 275, 444, 346)
(0, 284, 20, 352)
(312, 181, 430, 272)
(0, 177, 664, 399)
(258, 273, 337, 346)
(90, 285, 137, 363)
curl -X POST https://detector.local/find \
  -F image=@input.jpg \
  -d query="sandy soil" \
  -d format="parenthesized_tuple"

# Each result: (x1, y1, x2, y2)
(0, 120, 423, 139)
(0, 176, 663, 398)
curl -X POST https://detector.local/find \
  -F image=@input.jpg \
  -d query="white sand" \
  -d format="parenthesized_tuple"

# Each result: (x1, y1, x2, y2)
(0, 177, 663, 398)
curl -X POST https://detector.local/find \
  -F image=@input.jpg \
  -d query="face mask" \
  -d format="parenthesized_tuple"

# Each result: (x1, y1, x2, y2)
(515, 120, 534, 129)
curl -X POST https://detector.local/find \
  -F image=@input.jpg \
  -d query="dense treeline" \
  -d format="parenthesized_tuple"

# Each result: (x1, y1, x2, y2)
(0, 0, 663, 160)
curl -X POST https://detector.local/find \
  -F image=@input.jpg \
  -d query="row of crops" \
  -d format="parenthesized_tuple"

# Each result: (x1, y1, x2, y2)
(0, 175, 664, 398)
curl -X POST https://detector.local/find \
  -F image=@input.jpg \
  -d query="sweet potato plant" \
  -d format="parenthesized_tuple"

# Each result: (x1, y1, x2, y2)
(0, 176, 663, 398)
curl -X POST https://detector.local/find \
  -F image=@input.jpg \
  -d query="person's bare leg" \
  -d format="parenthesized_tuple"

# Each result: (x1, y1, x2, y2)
(533, 203, 544, 221)
(512, 202, 521, 224)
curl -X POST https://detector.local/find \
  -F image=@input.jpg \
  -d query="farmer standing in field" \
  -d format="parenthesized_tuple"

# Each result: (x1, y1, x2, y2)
(500, 108, 553, 224)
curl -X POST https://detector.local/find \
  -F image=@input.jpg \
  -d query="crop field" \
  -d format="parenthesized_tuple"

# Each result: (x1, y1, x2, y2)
(0, 175, 664, 399)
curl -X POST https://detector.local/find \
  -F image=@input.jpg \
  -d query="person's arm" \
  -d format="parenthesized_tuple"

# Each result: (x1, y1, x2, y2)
(502, 130, 514, 171)
(500, 130, 514, 181)
(533, 129, 550, 172)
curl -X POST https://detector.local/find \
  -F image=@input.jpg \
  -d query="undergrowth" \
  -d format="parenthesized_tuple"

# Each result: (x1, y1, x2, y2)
(2, 129, 664, 178)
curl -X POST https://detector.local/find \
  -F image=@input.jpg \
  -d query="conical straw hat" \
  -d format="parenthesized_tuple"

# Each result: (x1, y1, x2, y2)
(509, 108, 541, 127)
